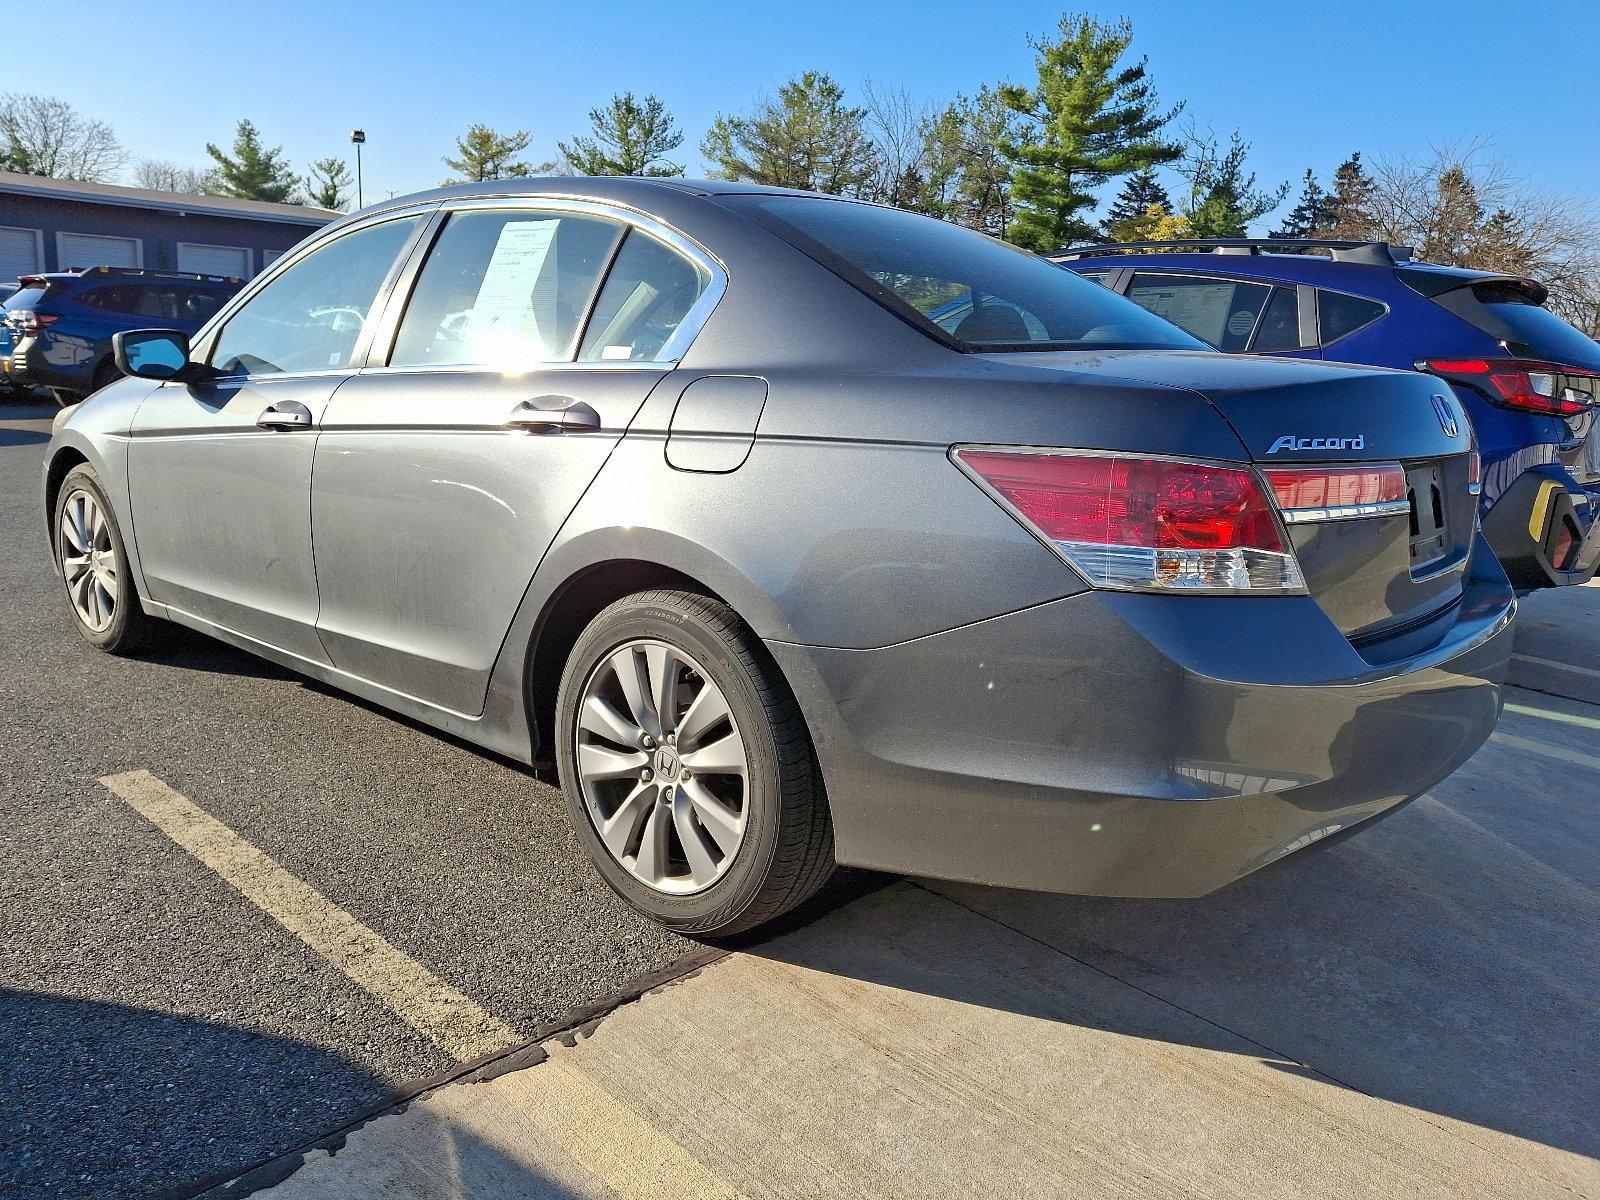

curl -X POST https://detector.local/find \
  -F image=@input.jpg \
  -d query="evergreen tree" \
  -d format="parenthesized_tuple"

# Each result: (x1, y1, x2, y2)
(1270, 169, 1336, 238)
(997, 14, 1183, 252)
(921, 87, 1021, 237)
(1103, 166, 1169, 235)
(303, 157, 353, 210)
(1178, 129, 1288, 238)
(701, 71, 878, 196)
(441, 124, 551, 185)
(1322, 152, 1378, 240)
(559, 92, 684, 177)
(204, 120, 299, 203)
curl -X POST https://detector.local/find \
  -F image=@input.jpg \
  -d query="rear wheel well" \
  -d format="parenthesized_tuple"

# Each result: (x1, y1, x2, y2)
(44, 448, 89, 527)
(527, 561, 724, 764)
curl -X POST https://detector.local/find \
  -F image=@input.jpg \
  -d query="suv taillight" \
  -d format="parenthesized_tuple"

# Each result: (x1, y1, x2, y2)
(954, 448, 1305, 593)
(1419, 358, 1599, 417)
(8, 310, 58, 336)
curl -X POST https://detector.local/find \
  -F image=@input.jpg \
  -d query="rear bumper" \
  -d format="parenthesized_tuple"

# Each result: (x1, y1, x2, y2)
(1482, 467, 1600, 588)
(769, 543, 1515, 898)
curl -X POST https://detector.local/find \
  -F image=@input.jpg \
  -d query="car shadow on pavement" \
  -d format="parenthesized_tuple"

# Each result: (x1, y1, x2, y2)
(0, 425, 48, 447)
(749, 738, 1599, 1166)
(0, 988, 388, 1200)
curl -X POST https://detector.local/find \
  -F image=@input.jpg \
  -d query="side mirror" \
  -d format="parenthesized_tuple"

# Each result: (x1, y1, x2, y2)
(111, 329, 209, 383)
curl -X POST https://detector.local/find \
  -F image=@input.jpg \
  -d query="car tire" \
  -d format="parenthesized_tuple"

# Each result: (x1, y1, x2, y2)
(51, 388, 83, 410)
(53, 464, 162, 655)
(555, 589, 834, 938)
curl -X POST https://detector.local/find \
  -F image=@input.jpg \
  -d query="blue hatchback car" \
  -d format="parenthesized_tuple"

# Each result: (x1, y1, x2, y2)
(1052, 239, 1600, 590)
(1, 266, 241, 406)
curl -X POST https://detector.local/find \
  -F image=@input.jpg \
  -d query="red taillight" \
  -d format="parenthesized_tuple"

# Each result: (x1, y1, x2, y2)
(954, 448, 1303, 593)
(1264, 464, 1407, 515)
(1419, 357, 1598, 417)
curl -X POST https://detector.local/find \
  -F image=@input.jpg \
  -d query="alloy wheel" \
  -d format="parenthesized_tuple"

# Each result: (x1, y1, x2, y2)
(58, 489, 118, 633)
(574, 639, 749, 895)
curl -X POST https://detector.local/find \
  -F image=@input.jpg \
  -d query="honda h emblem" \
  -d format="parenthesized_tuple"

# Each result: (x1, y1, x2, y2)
(1431, 394, 1460, 439)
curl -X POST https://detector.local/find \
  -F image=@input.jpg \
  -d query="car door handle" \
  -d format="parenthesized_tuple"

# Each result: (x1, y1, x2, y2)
(505, 397, 602, 434)
(256, 401, 315, 431)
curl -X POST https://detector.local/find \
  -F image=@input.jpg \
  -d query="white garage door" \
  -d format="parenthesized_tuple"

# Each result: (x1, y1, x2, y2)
(178, 243, 251, 278)
(58, 232, 140, 270)
(0, 226, 41, 279)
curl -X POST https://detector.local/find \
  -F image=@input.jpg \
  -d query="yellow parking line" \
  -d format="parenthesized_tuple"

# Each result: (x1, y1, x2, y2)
(100, 769, 521, 1063)
(1502, 701, 1600, 732)
(1491, 731, 1600, 773)
(1512, 653, 1600, 681)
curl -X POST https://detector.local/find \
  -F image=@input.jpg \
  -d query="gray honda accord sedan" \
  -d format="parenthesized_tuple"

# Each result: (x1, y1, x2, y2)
(43, 178, 1515, 935)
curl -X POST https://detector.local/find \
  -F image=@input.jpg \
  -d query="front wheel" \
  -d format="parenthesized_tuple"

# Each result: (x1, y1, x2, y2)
(53, 464, 161, 654)
(555, 589, 834, 938)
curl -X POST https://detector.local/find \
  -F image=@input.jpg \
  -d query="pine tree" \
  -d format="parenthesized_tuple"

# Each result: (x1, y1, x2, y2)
(701, 72, 878, 196)
(1270, 169, 1335, 239)
(1103, 167, 1169, 235)
(1322, 152, 1378, 240)
(303, 157, 353, 210)
(204, 120, 300, 204)
(922, 87, 1021, 237)
(559, 92, 683, 177)
(997, 14, 1183, 252)
(441, 124, 551, 185)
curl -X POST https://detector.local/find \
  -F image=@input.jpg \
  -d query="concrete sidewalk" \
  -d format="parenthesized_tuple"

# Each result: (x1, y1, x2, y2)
(238, 593, 1600, 1200)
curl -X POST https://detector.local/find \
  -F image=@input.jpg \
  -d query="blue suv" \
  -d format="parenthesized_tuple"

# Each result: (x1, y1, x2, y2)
(1054, 239, 1600, 590)
(1, 266, 241, 406)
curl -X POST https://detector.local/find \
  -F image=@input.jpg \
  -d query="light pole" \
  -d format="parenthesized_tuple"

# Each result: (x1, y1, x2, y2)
(349, 129, 366, 209)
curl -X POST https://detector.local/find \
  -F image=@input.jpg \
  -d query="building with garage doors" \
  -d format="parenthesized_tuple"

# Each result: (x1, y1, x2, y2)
(0, 170, 337, 282)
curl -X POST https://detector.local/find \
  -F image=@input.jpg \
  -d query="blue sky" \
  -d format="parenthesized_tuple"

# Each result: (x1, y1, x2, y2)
(68, 0, 1599, 222)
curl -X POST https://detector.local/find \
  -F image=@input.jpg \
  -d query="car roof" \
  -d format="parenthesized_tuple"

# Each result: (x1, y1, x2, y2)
(347, 175, 835, 220)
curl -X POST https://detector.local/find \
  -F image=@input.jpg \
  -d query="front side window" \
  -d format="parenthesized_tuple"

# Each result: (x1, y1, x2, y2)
(1126, 273, 1272, 352)
(390, 210, 621, 368)
(721, 195, 1204, 352)
(578, 230, 711, 362)
(211, 216, 424, 377)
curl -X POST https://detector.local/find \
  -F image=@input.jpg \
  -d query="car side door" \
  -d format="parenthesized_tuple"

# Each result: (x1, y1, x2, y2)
(126, 213, 430, 661)
(310, 200, 720, 715)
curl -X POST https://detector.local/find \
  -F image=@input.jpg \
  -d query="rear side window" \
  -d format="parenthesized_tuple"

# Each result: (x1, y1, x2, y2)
(578, 230, 711, 362)
(1316, 291, 1385, 345)
(391, 209, 622, 368)
(1472, 283, 1600, 370)
(1126, 273, 1271, 351)
(1251, 287, 1301, 354)
(722, 195, 1204, 352)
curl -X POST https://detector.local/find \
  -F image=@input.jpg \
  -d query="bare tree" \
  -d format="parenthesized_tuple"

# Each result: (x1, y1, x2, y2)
(1327, 140, 1600, 337)
(133, 157, 215, 194)
(0, 93, 123, 181)
(861, 80, 933, 210)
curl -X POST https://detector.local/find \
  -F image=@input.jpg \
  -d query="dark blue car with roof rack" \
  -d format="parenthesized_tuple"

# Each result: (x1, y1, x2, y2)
(1, 266, 242, 406)
(1053, 238, 1600, 590)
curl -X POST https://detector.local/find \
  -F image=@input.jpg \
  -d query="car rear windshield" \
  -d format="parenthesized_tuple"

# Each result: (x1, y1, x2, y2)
(1473, 283, 1600, 370)
(721, 195, 1207, 353)
(3, 284, 49, 310)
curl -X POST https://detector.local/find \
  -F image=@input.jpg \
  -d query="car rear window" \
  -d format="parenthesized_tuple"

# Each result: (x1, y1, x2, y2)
(720, 195, 1206, 353)
(3, 284, 49, 310)
(1473, 283, 1600, 370)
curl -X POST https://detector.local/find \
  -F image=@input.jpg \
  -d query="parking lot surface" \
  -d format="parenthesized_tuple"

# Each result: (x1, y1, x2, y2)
(3, 396, 1598, 1199)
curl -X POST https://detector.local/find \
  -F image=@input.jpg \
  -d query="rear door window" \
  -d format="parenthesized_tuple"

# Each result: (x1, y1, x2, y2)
(391, 209, 622, 368)
(1126, 273, 1271, 351)
(1250, 287, 1302, 354)
(1316, 290, 1386, 346)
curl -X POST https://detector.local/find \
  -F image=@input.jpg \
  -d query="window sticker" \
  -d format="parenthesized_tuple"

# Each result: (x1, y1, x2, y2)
(463, 220, 559, 363)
